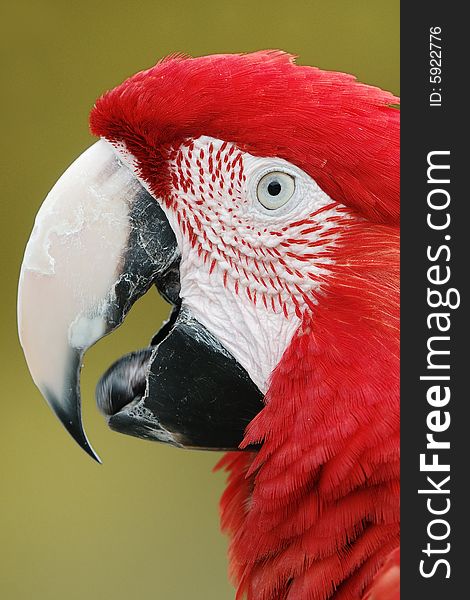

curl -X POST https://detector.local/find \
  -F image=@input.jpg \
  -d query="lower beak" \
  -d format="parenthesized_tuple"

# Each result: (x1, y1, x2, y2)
(98, 306, 263, 450)
(17, 140, 179, 462)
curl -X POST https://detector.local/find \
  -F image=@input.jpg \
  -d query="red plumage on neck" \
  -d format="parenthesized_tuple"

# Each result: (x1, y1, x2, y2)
(216, 223, 399, 600)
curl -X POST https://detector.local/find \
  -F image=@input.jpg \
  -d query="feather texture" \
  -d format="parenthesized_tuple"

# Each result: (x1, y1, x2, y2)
(216, 222, 399, 599)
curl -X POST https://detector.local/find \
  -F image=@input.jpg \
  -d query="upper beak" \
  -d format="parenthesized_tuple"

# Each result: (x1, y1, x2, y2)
(17, 140, 179, 462)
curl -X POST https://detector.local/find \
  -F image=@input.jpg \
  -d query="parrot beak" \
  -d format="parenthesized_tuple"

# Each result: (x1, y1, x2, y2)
(18, 139, 264, 461)
(17, 140, 179, 462)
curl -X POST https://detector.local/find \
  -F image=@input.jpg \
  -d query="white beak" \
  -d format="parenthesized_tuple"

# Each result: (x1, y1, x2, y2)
(17, 140, 178, 461)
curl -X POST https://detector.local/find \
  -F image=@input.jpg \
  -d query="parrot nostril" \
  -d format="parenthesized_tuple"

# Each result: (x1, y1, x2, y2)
(96, 348, 153, 416)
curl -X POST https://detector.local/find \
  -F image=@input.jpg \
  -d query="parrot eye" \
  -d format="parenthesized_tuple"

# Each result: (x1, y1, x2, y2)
(256, 171, 295, 210)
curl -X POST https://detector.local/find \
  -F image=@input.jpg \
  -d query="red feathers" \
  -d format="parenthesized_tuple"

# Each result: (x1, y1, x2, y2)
(217, 222, 399, 599)
(90, 51, 399, 224)
(364, 549, 400, 600)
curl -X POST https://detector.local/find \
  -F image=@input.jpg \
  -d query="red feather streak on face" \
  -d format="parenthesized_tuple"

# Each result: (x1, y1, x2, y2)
(90, 52, 400, 599)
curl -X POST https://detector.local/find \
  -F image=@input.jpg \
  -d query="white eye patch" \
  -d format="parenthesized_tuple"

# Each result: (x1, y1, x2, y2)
(111, 135, 350, 393)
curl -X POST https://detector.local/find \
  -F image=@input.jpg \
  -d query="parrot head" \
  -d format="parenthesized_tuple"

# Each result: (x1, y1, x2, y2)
(18, 51, 398, 459)
(18, 51, 400, 598)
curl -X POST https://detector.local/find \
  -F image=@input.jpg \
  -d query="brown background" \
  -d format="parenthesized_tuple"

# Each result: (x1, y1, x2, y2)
(0, 1, 399, 598)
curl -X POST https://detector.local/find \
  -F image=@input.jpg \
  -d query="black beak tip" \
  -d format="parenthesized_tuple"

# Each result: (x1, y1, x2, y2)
(63, 421, 102, 464)
(70, 429, 102, 464)
(44, 387, 102, 464)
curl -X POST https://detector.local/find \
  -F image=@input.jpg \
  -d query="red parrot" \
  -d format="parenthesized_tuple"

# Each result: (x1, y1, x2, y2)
(18, 51, 399, 600)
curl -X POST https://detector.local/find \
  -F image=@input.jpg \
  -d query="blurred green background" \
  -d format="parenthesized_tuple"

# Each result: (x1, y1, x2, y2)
(0, 1, 398, 599)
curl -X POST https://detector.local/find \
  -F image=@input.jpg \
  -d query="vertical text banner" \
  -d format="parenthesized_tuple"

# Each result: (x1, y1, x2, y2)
(401, 3, 466, 598)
